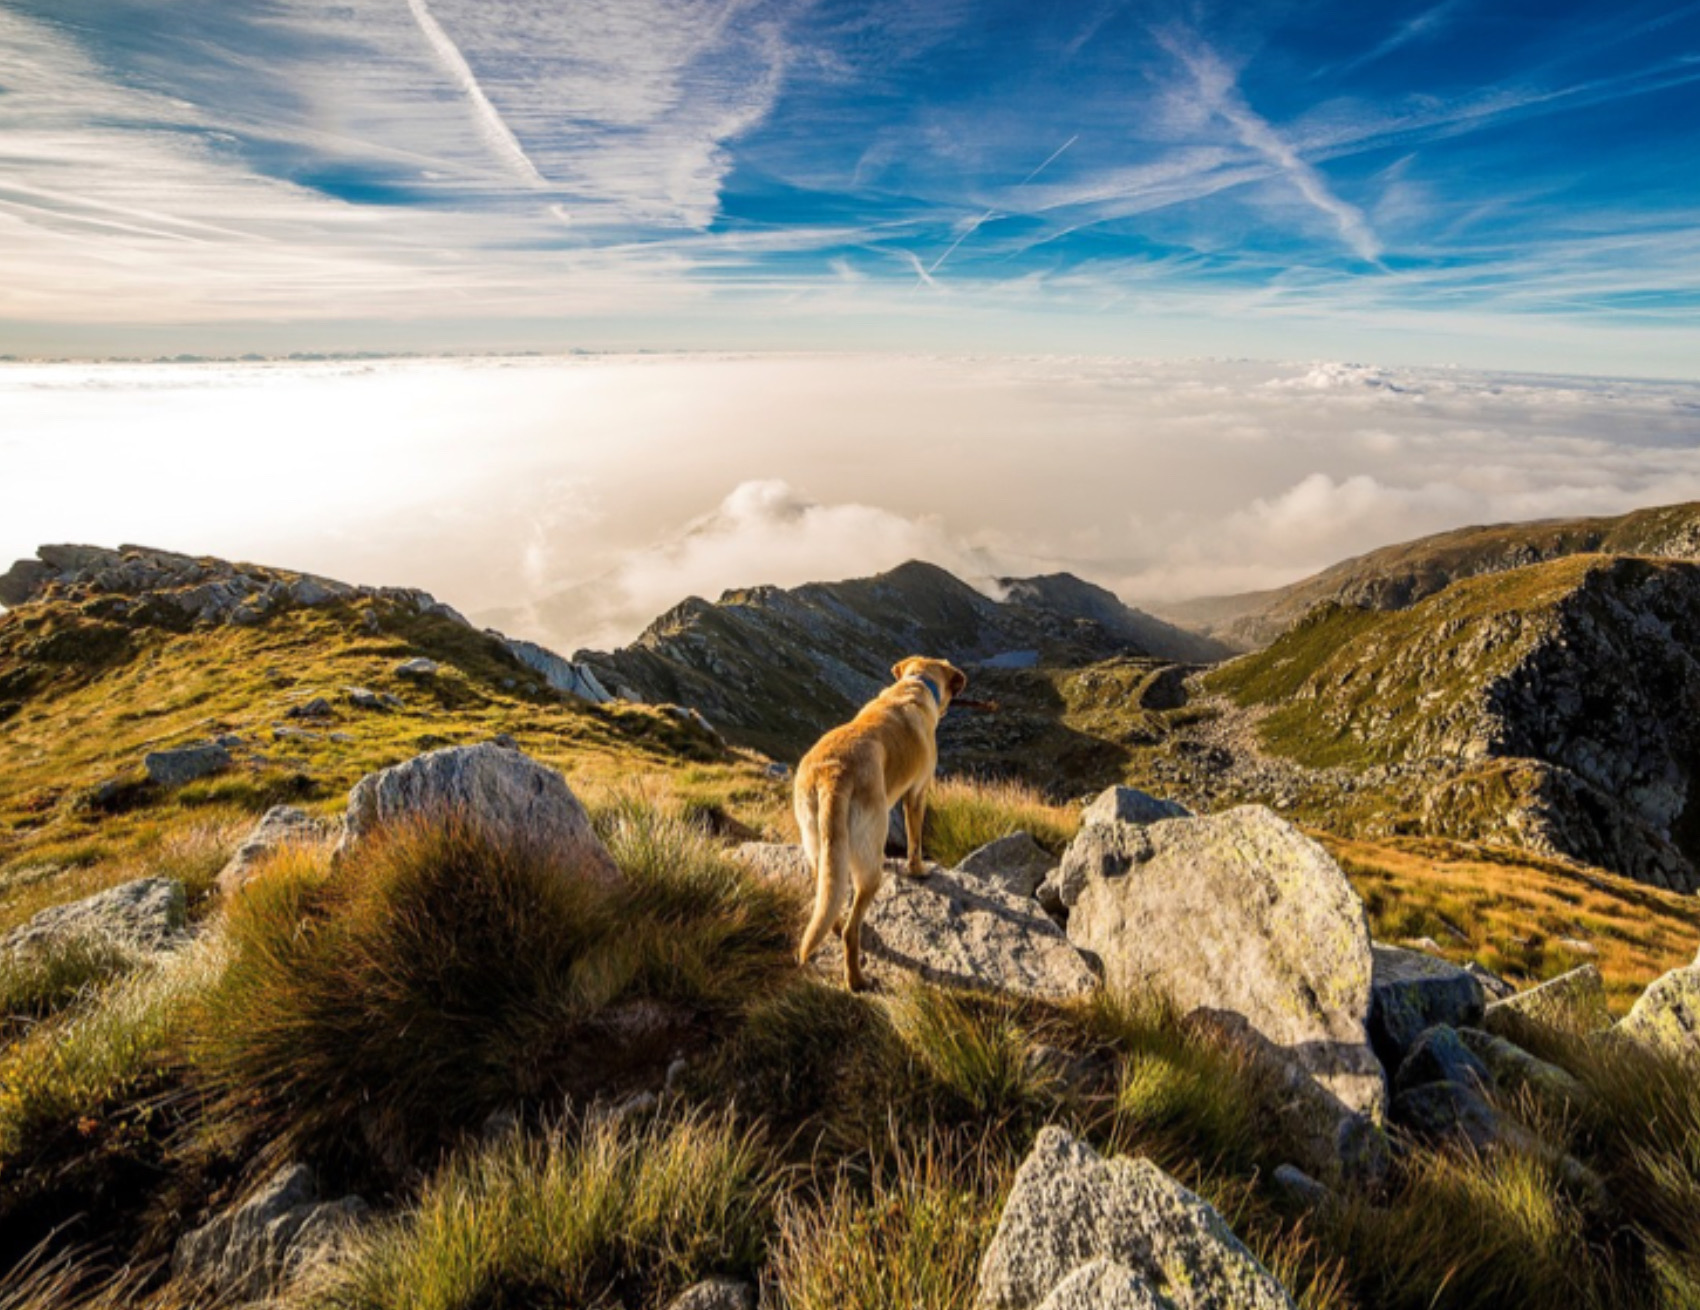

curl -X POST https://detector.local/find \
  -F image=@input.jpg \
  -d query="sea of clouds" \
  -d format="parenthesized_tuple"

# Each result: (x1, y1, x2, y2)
(5, 353, 1698, 652)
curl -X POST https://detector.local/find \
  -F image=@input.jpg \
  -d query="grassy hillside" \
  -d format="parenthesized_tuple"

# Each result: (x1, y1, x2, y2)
(0, 592, 776, 937)
(1163, 501, 1700, 651)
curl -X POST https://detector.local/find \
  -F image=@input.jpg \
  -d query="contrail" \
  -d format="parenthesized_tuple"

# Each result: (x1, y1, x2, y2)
(405, 0, 547, 188)
(924, 134, 1080, 281)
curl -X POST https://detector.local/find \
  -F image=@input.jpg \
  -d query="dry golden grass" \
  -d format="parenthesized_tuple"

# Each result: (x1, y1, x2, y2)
(1321, 832, 1700, 1011)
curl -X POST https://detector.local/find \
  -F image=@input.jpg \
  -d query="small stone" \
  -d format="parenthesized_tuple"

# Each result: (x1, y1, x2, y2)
(218, 807, 338, 895)
(666, 1278, 756, 1310)
(1270, 1164, 1329, 1211)
(173, 1165, 367, 1301)
(1391, 1080, 1502, 1152)
(956, 832, 1056, 898)
(665, 1058, 689, 1091)
(395, 657, 440, 678)
(144, 742, 232, 787)
(285, 698, 333, 721)
(343, 687, 400, 710)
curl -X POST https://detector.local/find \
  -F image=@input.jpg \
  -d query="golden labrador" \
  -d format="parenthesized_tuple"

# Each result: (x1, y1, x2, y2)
(794, 655, 967, 990)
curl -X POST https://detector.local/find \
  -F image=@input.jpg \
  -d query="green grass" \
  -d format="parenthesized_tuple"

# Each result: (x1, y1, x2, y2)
(317, 1109, 771, 1310)
(920, 777, 1079, 867)
(191, 806, 799, 1178)
(770, 1138, 1008, 1310)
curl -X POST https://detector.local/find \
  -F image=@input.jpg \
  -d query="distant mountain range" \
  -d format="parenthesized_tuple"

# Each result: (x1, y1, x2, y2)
(574, 560, 1226, 760)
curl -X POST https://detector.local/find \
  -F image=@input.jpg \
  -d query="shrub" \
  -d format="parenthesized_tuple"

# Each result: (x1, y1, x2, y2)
(319, 1110, 771, 1310)
(884, 984, 1045, 1123)
(192, 806, 797, 1175)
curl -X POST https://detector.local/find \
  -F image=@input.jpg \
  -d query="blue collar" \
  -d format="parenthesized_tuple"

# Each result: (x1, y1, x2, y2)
(909, 673, 943, 708)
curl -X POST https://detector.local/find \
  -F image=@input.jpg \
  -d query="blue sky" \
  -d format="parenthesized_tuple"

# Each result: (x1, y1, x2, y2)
(2, 0, 1698, 371)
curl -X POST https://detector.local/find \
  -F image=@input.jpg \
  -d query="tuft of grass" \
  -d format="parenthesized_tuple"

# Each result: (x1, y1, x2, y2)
(319, 1109, 771, 1310)
(0, 937, 222, 1167)
(770, 1138, 1008, 1310)
(884, 984, 1045, 1123)
(191, 804, 797, 1176)
(921, 777, 1078, 868)
(0, 936, 140, 1043)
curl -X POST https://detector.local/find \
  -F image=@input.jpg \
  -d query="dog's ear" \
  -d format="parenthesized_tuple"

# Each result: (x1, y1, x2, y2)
(891, 660, 912, 683)
(946, 664, 968, 696)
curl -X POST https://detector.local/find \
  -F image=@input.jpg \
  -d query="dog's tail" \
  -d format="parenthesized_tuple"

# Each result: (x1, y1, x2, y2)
(797, 781, 852, 965)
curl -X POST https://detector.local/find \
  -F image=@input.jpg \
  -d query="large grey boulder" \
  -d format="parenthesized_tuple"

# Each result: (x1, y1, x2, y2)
(1486, 964, 1610, 1036)
(976, 1127, 1295, 1310)
(732, 845, 1096, 1002)
(956, 832, 1056, 898)
(218, 806, 340, 895)
(1368, 945, 1486, 1069)
(1034, 1258, 1169, 1310)
(1066, 806, 1384, 1118)
(144, 742, 232, 787)
(339, 744, 619, 886)
(173, 1165, 367, 1300)
(2, 878, 185, 955)
(1081, 786, 1191, 827)
(1616, 961, 1700, 1061)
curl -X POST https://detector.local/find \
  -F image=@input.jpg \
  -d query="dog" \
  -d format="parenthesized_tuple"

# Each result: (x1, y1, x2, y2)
(794, 655, 966, 991)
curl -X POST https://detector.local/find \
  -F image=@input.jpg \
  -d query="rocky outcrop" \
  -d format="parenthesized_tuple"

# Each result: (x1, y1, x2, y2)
(1486, 964, 1611, 1036)
(498, 635, 614, 703)
(956, 832, 1056, 898)
(339, 744, 620, 886)
(0, 543, 465, 629)
(976, 1127, 1295, 1310)
(1617, 961, 1700, 1061)
(145, 741, 231, 787)
(173, 1165, 367, 1300)
(1, 877, 186, 956)
(218, 806, 340, 894)
(573, 559, 1216, 760)
(1065, 806, 1384, 1118)
(730, 844, 1096, 1002)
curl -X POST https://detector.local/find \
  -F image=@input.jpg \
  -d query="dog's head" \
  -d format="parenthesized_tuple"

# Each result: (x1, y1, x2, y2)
(891, 656, 967, 710)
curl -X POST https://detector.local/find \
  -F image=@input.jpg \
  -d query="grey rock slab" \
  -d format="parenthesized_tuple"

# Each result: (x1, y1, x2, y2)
(734, 844, 1096, 1001)
(499, 635, 614, 703)
(1270, 1165, 1329, 1212)
(1456, 1027, 1588, 1103)
(339, 743, 619, 887)
(1067, 805, 1385, 1119)
(1369, 945, 1486, 1069)
(1390, 1080, 1502, 1153)
(173, 1165, 367, 1301)
(144, 742, 232, 787)
(394, 657, 439, 677)
(665, 1278, 756, 1310)
(1393, 1026, 1491, 1097)
(1034, 1258, 1171, 1310)
(1486, 964, 1611, 1036)
(957, 832, 1057, 898)
(976, 1126, 1295, 1310)
(1616, 962, 1700, 1062)
(1081, 786, 1192, 827)
(218, 806, 339, 895)
(2, 877, 186, 955)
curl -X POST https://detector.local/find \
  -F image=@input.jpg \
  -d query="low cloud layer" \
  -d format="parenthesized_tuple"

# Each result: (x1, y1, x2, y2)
(5, 354, 1699, 653)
